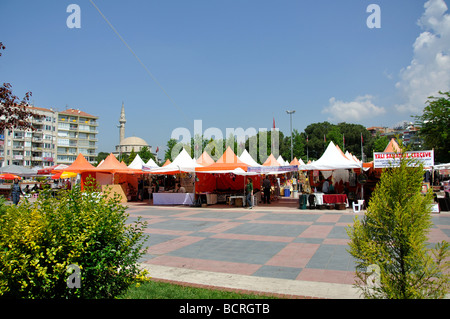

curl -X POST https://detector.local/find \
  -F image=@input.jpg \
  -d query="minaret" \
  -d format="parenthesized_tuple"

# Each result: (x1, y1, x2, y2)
(118, 102, 126, 144)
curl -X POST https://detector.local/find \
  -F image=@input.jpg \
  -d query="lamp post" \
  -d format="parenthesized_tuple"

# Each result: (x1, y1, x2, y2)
(286, 110, 295, 161)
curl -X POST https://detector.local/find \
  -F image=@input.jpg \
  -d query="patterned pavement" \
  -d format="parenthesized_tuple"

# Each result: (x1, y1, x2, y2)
(126, 199, 450, 297)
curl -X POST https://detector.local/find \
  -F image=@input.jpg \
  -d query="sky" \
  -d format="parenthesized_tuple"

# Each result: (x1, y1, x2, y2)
(1, 0, 449, 156)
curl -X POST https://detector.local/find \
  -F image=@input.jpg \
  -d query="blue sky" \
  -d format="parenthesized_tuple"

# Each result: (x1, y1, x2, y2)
(1, 0, 449, 155)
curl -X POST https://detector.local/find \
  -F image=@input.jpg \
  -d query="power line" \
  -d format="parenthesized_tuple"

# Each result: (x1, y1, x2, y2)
(88, 0, 190, 125)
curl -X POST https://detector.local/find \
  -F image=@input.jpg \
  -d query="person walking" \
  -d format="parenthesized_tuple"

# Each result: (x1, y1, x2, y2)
(246, 178, 253, 209)
(262, 176, 271, 204)
(11, 177, 23, 205)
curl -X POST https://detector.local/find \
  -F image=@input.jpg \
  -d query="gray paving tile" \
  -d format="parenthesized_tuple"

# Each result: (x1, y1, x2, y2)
(253, 265, 302, 280)
(148, 219, 221, 232)
(224, 223, 309, 237)
(259, 213, 319, 222)
(168, 238, 287, 264)
(327, 226, 351, 239)
(306, 245, 355, 271)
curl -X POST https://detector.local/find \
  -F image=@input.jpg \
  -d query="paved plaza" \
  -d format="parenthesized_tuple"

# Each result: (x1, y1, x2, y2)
(127, 199, 450, 299)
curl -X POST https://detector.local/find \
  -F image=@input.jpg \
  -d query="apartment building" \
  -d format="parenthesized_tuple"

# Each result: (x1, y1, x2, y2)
(0, 106, 98, 168)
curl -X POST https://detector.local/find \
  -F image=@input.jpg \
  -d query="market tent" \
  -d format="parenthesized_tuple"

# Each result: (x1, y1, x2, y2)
(196, 147, 248, 172)
(290, 157, 305, 166)
(37, 164, 69, 175)
(64, 153, 96, 173)
(384, 138, 401, 153)
(145, 148, 201, 174)
(162, 159, 171, 167)
(145, 158, 159, 168)
(299, 141, 361, 170)
(196, 151, 215, 166)
(0, 164, 38, 177)
(96, 153, 141, 174)
(51, 171, 77, 180)
(277, 155, 289, 166)
(263, 154, 280, 166)
(63, 153, 97, 190)
(238, 149, 261, 167)
(128, 154, 145, 169)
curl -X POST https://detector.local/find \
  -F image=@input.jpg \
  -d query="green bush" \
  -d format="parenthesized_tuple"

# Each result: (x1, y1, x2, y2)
(347, 147, 449, 298)
(0, 178, 149, 298)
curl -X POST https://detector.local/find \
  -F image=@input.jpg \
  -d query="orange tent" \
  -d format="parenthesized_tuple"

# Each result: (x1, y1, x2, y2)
(262, 154, 280, 166)
(196, 151, 215, 166)
(162, 159, 171, 167)
(384, 138, 401, 153)
(196, 147, 248, 172)
(290, 157, 301, 166)
(95, 153, 141, 174)
(64, 153, 96, 173)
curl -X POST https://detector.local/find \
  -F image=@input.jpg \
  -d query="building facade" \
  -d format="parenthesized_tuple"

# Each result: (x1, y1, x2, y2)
(0, 106, 98, 168)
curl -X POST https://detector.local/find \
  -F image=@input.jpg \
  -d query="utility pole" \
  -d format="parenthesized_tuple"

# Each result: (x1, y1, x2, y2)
(286, 110, 295, 161)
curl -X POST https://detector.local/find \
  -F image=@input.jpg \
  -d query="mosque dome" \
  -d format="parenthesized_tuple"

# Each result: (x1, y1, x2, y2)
(120, 136, 148, 147)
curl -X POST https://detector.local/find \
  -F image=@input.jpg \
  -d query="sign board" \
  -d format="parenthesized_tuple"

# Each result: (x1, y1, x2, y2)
(248, 165, 298, 173)
(373, 150, 434, 169)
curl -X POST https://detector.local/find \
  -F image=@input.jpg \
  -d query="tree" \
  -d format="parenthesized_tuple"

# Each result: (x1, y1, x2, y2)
(95, 152, 109, 166)
(414, 91, 450, 163)
(0, 42, 42, 132)
(372, 134, 389, 153)
(164, 138, 178, 161)
(138, 146, 155, 163)
(128, 148, 137, 165)
(347, 143, 449, 298)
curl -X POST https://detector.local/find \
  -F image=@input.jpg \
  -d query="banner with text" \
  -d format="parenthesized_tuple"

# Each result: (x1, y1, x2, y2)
(373, 150, 434, 168)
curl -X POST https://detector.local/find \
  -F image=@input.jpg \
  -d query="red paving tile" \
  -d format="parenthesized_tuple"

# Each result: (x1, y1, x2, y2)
(146, 255, 261, 275)
(144, 228, 193, 236)
(266, 243, 320, 268)
(298, 225, 334, 239)
(322, 238, 350, 245)
(147, 236, 205, 255)
(200, 222, 243, 233)
(296, 268, 356, 285)
(316, 214, 341, 223)
(211, 232, 294, 243)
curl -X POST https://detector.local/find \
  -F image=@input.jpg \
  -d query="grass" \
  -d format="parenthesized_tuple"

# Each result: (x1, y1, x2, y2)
(119, 280, 279, 299)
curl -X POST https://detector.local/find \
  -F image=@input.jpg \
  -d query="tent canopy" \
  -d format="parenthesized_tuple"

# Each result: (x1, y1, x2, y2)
(238, 149, 261, 167)
(384, 138, 401, 153)
(196, 151, 215, 166)
(196, 147, 248, 172)
(0, 165, 38, 177)
(145, 158, 159, 168)
(96, 153, 138, 173)
(57, 153, 95, 174)
(299, 141, 361, 170)
(145, 148, 201, 173)
(128, 154, 145, 169)
(263, 154, 280, 166)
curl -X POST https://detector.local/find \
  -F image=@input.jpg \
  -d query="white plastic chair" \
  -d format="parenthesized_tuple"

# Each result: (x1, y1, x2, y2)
(352, 200, 365, 213)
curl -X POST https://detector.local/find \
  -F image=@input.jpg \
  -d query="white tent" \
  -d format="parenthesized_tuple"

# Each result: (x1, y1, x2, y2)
(145, 158, 159, 168)
(0, 165, 39, 176)
(299, 141, 361, 170)
(143, 148, 202, 173)
(277, 155, 290, 166)
(238, 149, 261, 167)
(128, 154, 145, 169)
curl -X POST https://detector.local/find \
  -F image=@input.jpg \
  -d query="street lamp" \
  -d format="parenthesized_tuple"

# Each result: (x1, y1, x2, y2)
(286, 110, 295, 161)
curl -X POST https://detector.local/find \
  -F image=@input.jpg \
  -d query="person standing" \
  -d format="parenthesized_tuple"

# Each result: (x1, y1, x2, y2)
(246, 178, 253, 209)
(262, 176, 271, 204)
(11, 178, 23, 205)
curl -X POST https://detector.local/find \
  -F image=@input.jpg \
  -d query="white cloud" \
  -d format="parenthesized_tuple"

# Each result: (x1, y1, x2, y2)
(395, 0, 450, 114)
(322, 95, 386, 122)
